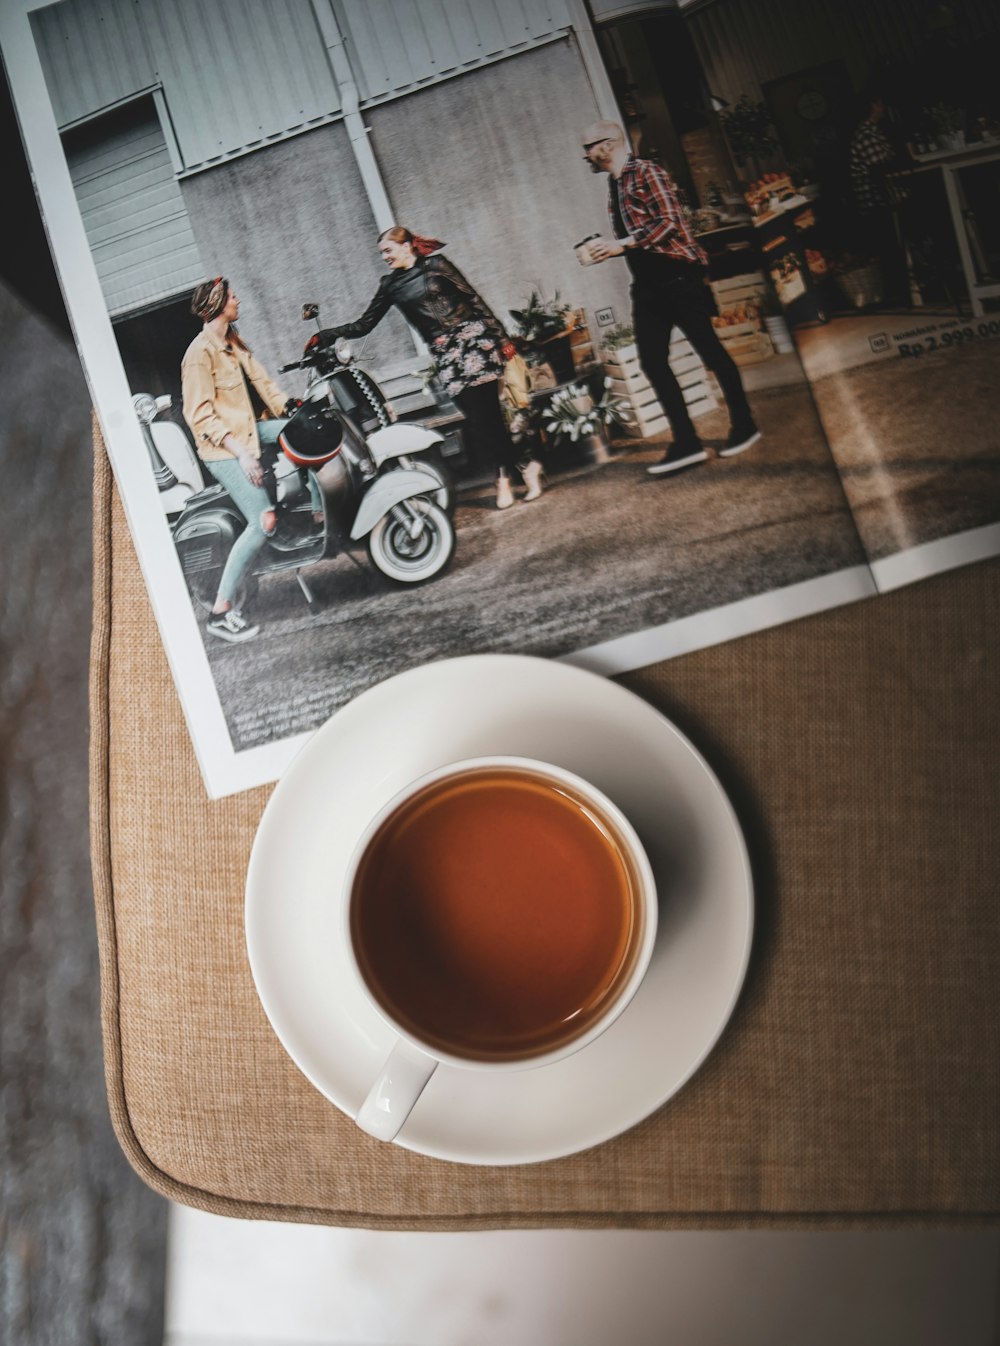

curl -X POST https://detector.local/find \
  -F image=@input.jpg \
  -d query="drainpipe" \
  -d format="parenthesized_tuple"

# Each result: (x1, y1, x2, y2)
(310, 0, 394, 228)
(310, 0, 425, 359)
(564, 0, 622, 122)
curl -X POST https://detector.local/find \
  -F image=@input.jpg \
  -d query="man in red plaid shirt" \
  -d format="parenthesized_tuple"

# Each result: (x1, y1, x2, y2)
(582, 121, 761, 474)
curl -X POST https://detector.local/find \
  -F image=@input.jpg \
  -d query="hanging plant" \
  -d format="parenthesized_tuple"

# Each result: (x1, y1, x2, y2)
(719, 96, 778, 171)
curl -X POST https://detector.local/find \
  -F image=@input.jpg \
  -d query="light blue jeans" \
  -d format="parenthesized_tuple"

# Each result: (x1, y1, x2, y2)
(205, 420, 322, 606)
(205, 455, 272, 608)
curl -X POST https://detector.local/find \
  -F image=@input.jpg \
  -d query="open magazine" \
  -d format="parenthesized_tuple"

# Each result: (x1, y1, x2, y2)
(3, 0, 997, 797)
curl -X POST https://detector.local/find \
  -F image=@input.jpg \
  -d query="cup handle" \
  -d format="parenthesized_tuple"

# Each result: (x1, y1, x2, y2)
(356, 1040, 438, 1142)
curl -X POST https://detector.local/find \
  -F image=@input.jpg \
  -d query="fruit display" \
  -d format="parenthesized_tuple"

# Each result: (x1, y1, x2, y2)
(712, 302, 762, 328)
(744, 172, 795, 214)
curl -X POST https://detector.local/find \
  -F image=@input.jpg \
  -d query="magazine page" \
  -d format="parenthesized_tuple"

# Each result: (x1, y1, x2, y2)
(684, 0, 1000, 591)
(1, 0, 875, 797)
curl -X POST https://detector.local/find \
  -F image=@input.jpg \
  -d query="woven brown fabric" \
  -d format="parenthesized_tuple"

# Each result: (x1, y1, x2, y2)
(90, 424, 999, 1228)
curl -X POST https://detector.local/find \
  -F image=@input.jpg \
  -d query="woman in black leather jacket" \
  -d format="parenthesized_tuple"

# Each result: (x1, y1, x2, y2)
(320, 227, 544, 510)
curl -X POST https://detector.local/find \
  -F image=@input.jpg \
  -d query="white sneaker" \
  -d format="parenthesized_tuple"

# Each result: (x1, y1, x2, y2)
(646, 443, 708, 475)
(496, 475, 516, 510)
(719, 425, 762, 457)
(207, 608, 260, 643)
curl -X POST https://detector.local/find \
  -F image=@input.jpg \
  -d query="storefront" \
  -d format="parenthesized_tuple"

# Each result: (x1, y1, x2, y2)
(586, 0, 1000, 326)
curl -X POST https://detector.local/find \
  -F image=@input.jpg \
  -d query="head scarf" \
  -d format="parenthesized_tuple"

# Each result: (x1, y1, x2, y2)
(191, 276, 229, 322)
(410, 235, 445, 257)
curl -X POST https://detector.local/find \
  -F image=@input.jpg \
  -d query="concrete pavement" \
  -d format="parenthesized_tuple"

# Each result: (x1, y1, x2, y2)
(206, 374, 867, 751)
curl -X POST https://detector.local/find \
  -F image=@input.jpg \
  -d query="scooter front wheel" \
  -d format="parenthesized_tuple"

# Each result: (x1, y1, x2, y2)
(367, 497, 454, 585)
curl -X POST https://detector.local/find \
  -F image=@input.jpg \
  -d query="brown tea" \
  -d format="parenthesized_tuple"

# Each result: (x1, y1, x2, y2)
(349, 766, 642, 1061)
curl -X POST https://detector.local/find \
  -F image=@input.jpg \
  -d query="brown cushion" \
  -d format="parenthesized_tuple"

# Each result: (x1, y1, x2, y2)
(90, 424, 999, 1228)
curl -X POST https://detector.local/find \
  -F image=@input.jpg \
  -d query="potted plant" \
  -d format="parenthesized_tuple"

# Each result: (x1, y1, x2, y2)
(719, 95, 779, 181)
(927, 102, 965, 152)
(509, 291, 577, 383)
(542, 378, 630, 464)
(831, 253, 884, 309)
(600, 323, 637, 362)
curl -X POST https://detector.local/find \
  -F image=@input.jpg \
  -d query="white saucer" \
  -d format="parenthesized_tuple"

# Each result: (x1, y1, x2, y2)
(245, 655, 753, 1165)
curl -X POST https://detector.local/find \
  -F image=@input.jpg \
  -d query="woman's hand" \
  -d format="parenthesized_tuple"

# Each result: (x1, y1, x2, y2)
(239, 450, 263, 487)
(222, 433, 262, 486)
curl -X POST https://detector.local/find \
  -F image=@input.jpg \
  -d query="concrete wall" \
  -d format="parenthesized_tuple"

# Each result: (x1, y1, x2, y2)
(178, 120, 416, 391)
(177, 37, 633, 388)
(368, 36, 633, 353)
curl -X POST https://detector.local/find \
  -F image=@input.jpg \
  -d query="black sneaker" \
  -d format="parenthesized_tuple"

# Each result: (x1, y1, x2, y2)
(646, 442, 708, 476)
(719, 424, 762, 457)
(207, 608, 260, 643)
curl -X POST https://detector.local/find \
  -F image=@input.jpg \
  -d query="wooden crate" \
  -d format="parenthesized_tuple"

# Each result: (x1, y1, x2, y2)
(711, 272, 769, 310)
(604, 339, 717, 438)
(712, 318, 759, 339)
(730, 332, 776, 366)
(568, 309, 594, 371)
(712, 310, 775, 365)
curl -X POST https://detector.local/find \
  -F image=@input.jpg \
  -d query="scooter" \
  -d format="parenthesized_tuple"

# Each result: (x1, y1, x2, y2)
(281, 302, 454, 515)
(133, 391, 204, 518)
(158, 375, 455, 615)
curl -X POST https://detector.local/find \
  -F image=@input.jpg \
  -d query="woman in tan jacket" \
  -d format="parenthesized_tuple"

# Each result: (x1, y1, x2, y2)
(182, 277, 298, 643)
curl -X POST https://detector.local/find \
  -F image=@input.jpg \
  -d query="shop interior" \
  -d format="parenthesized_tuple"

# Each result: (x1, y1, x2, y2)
(594, 1, 1000, 370)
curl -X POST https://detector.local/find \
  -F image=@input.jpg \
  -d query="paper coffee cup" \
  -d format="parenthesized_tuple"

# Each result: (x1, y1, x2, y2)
(575, 234, 600, 266)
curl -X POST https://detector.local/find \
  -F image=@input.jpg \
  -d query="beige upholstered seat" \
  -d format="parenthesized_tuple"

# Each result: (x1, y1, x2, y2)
(90, 431, 999, 1229)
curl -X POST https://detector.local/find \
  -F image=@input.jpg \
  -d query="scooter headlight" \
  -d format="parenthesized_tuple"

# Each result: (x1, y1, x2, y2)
(132, 393, 157, 424)
(334, 337, 353, 364)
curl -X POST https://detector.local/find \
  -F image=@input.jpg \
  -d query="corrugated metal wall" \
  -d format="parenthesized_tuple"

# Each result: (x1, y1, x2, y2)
(143, 0, 342, 171)
(32, 0, 154, 126)
(338, 0, 571, 104)
(685, 0, 1000, 105)
(65, 100, 204, 315)
(33, 0, 571, 171)
(34, 0, 341, 171)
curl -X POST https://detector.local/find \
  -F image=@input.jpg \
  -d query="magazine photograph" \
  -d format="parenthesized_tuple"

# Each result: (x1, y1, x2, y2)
(3, 0, 997, 796)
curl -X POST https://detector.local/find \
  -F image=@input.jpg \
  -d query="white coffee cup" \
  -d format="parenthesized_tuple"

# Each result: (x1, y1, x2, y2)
(574, 233, 601, 266)
(343, 756, 657, 1142)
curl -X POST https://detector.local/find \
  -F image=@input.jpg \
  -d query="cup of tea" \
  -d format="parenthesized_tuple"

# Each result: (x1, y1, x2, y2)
(574, 233, 600, 266)
(343, 756, 657, 1141)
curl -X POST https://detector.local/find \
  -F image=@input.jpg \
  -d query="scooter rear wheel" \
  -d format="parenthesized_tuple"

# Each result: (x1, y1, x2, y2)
(367, 497, 454, 585)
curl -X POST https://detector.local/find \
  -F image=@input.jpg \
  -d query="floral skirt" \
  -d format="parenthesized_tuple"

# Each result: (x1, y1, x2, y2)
(432, 319, 505, 397)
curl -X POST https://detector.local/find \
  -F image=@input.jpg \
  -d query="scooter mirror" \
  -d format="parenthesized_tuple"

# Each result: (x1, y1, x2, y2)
(132, 392, 157, 424)
(302, 302, 319, 321)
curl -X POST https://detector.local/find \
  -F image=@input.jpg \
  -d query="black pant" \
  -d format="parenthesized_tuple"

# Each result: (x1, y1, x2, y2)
(454, 378, 514, 476)
(632, 274, 753, 449)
